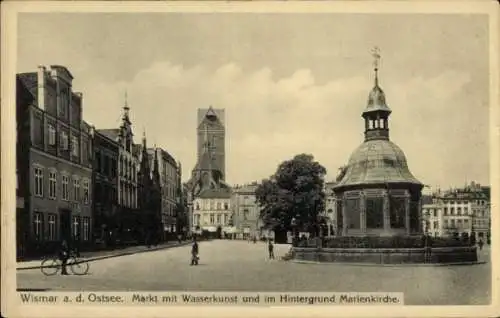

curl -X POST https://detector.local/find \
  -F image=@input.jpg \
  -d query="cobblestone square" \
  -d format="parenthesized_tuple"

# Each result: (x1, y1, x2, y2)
(17, 240, 490, 305)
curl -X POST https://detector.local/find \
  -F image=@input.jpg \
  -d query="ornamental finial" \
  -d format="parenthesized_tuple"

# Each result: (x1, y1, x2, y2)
(371, 46, 381, 86)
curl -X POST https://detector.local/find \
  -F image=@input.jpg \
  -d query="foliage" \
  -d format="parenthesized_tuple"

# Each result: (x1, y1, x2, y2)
(336, 165, 348, 182)
(255, 154, 327, 232)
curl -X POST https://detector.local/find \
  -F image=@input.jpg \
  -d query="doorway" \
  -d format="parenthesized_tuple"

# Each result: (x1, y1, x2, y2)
(59, 209, 71, 242)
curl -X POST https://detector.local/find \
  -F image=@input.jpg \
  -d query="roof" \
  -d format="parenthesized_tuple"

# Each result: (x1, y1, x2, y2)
(17, 73, 38, 104)
(363, 84, 392, 115)
(334, 139, 423, 189)
(16, 76, 35, 105)
(197, 108, 225, 131)
(234, 184, 258, 194)
(197, 187, 232, 199)
(50, 65, 74, 80)
(97, 129, 120, 142)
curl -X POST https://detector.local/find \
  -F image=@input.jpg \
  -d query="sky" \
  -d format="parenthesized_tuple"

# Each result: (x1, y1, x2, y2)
(17, 12, 491, 189)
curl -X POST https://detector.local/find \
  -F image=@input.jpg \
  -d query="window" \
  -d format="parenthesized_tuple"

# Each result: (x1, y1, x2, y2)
(223, 214, 228, 225)
(243, 209, 249, 221)
(48, 214, 56, 241)
(194, 214, 200, 225)
(224, 203, 228, 210)
(217, 202, 222, 210)
(82, 217, 90, 241)
(62, 174, 69, 200)
(71, 135, 79, 157)
(73, 177, 80, 201)
(443, 208, 448, 215)
(450, 208, 455, 215)
(48, 124, 56, 146)
(61, 131, 69, 150)
(210, 213, 215, 224)
(82, 179, 89, 204)
(48, 170, 57, 199)
(33, 212, 44, 241)
(433, 221, 438, 229)
(72, 216, 80, 239)
(34, 167, 44, 197)
(433, 209, 437, 217)
(216, 214, 221, 224)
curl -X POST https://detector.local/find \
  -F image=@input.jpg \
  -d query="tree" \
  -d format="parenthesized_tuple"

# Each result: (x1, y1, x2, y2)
(255, 154, 327, 233)
(336, 165, 348, 182)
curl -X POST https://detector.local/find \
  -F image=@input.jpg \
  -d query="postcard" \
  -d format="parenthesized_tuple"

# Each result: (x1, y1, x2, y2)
(1, 1, 499, 317)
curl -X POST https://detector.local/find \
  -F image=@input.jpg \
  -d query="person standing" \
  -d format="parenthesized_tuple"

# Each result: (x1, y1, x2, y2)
(59, 239, 70, 275)
(191, 237, 199, 266)
(479, 239, 484, 251)
(268, 240, 275, 260)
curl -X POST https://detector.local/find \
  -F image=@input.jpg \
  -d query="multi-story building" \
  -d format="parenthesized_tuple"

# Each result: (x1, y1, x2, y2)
(323, 181, 338, 237)
(231, 183, 264, 239)
(97, 98, 140, 241)
(422, 182, 490, 240)
(147, 147, 181, 239)
(17, 65, 93, 257)
(92, 130, 119, 243)
(421, 203, 444, 237)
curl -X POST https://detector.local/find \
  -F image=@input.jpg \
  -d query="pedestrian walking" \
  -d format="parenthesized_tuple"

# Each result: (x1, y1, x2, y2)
(268, 240, 275, 260)
(58, 239, 70, 275)
(479, 239, 484, 250)
(191, 237, 199, 266)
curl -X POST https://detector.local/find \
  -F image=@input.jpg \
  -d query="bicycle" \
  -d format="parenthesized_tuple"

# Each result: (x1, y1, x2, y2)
(40, 251, 89, 276)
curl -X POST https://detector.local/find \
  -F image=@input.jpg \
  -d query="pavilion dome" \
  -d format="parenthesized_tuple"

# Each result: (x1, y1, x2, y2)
(363, 85, 391, 114)
(335, 139, 422, 188)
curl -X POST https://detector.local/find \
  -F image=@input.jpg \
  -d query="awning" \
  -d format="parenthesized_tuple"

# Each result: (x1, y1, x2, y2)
(202, 226, 218, 233)
(223, 226, 238, 234)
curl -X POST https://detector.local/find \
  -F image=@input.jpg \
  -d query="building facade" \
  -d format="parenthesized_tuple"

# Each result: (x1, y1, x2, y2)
(147, 147, 181, 239)
(17, 65, 94, 257)
(97, 99, 140, 242)
(231, 183, 264, 239)
(92, 130, 119, 243)
(422, 182, 491, 240)
(332, 55, 424, 237)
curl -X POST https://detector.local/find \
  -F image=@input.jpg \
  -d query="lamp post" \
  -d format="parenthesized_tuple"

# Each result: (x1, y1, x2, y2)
(291, 216, 298, 246)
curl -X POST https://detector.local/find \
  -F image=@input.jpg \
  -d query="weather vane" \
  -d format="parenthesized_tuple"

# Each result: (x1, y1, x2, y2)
(371, 46, 381, 70)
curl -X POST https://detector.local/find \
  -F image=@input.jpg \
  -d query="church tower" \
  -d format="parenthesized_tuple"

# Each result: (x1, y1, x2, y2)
(197, 106, 225, 179)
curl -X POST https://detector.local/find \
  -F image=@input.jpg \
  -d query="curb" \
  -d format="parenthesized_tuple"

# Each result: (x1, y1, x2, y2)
(17, 241, 192, 271)
(289, 260, 488, 267)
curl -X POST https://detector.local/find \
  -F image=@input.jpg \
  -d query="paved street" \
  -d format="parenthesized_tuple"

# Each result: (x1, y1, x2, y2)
(17, 240, 490, 305)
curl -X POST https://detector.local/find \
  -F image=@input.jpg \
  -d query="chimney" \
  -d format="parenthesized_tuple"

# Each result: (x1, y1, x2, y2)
(37, 66, 46, 110)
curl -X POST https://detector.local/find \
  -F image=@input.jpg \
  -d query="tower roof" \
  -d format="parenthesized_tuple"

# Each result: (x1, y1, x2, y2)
(363, 47, 391, 116)
(363, 85, 391, 115)
(197, 106, 225, 131)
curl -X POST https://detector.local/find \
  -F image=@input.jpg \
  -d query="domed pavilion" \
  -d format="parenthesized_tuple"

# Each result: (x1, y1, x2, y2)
(333, 49, 424, 237)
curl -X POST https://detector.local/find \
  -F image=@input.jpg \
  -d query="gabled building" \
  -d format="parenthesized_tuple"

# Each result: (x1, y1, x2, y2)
(16, 66, 94, 258)
(97, 96, 140, 242)
(147, 147, 182, 240)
